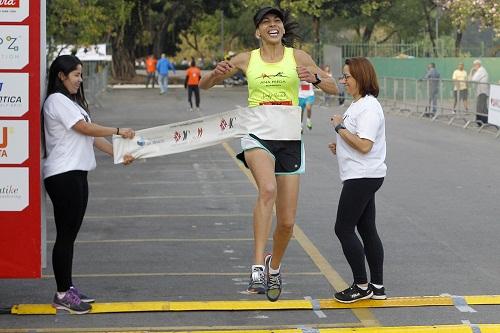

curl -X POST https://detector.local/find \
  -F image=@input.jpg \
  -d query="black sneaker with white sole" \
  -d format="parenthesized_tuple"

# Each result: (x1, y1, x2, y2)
(265, 254, 282, 302)
(334, 283, 373, 303)
(369, 283, 387, 300)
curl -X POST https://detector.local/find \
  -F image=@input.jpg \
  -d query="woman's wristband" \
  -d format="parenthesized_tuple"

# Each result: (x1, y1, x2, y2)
(335, 123, 346, 133)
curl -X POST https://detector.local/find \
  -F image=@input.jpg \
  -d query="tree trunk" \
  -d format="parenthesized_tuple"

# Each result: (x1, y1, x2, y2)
(454, 29, 462, 57)
(111, 37, 136, 81)
(422, 1, 438, 57)
(312, 16, 320, 64)
(110, 0, 142, 81)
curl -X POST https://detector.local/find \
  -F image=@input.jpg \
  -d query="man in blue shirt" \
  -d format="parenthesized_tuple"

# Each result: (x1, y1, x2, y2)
(156, 53, 176, 95)
(422, 63, 440, 115)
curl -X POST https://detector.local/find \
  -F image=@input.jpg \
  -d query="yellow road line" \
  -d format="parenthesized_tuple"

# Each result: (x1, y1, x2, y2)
(222, 143, 380, 327)
(12, 294, 500, 315)
(465, 295, 500, 305)
(41, 272, 322, 278)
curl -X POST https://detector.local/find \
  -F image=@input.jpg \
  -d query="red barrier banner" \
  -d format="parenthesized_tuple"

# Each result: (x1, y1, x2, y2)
(0, 0, 42, 278)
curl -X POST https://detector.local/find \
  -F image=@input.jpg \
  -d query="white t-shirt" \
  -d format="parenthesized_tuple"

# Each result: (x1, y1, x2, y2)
(298, 81, 314, 98)
(336, 95, 387, 182)
(43, 93, 96, 179)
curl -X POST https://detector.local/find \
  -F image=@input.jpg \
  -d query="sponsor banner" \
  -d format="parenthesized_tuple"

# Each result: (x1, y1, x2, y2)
(113, 106, 301, 164)
(0, 73, 28, 117)
(0, 0, 28, 22)
(0, 120, 29, 164)
(0, 25, 29, 69)
(0, 167, 28, 211)
(489, 84, 500, 127)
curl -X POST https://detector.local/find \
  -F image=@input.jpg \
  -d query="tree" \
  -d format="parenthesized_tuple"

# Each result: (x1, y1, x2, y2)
(47, 0, 108, 61)
(435, 0, 500, 56)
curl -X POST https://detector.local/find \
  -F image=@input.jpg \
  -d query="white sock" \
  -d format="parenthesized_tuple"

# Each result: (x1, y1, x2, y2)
(371, 283, 384, 289)
(269, 264, 280, 275)
(56, 292, 66, 299)
(356, 284, 368, 290)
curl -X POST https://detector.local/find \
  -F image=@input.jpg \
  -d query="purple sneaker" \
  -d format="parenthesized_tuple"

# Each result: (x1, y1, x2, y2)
(52, 289, 92, 314)
(70, 286, 95, 303)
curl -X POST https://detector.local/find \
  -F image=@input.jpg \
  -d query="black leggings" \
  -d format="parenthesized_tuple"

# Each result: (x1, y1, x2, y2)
(188, 85, 200, 108)
(335, 177, 384, 285)
(44, 170, 88, 292)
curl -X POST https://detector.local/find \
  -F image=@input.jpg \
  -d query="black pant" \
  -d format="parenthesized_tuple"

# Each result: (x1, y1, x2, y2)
(44, 170, 89, 292)
(476, 93, 489, 124)
(145, 72, 156, 88)
(335, 177, 384, 285)
(188, 85, 200, 108)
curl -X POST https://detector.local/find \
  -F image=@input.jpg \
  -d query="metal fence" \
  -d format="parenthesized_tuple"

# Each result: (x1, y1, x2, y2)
(82, 60, 110, 106)
(339, 42, 492, 58)
(318, 77, 499, 137)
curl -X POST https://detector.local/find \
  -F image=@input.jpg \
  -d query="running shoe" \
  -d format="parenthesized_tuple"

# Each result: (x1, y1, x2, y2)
(52, 289, 92, 314)
(334, 283, 373, 303)
(369, 283, 387, 300)
(265, 254, 282, 302)
(70, 286, 95, 303)
(306, 118, 312, 130)
(247, 265, 265, 294)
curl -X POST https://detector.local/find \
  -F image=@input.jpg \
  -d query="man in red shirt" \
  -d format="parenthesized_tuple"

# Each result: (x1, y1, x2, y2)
(145, 54, 158, 88)
(185, 59, 202, 111)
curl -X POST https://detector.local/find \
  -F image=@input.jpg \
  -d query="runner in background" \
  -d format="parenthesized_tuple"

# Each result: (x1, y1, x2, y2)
(299, 80, 315, 131)
(185, 58, 202, 111)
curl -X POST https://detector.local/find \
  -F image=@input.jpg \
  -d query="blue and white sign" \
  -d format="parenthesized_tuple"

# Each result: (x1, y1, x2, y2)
(0, 73, 29, 117)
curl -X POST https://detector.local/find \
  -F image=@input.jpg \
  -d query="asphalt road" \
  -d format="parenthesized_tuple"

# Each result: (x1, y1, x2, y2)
(1, 86, 499, 332)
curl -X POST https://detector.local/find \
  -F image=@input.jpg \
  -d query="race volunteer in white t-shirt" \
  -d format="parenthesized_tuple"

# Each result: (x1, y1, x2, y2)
(42, 55, 135, 314)
(329, 57, 387, 304)
(43, 93, 97, 178)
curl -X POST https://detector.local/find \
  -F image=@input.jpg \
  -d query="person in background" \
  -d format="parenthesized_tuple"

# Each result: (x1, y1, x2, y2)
(452, 63, 468, 113)
(156, 53, 176, 95)
(145, 54, 157, 89)
(299, 80, 315, 130)
(470, 59, 489, 124)
(42, 55, 135, 314)
(185, 58, 202, 112)
(322, 65, 334, 106)
(422, 63, 440, 116)
(329, 57, 387, 303)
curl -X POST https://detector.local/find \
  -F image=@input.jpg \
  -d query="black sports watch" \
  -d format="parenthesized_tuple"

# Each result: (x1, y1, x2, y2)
(312, 73, 321, 87)
(334, 123, 346, 133)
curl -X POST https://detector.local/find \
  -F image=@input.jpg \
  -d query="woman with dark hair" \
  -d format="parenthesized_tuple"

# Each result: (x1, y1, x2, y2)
(200, 7, 338, 302)
(329, 57, 387, 303)
(43, 55, 135, 314)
